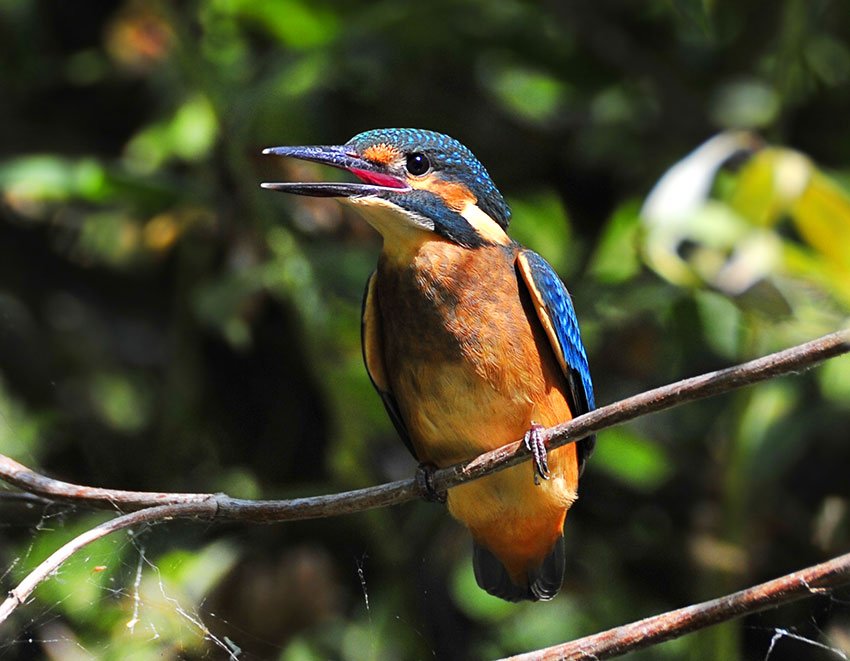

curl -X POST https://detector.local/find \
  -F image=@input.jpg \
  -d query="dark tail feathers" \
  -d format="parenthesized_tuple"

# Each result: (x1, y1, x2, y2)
(472, 536, 565, 602)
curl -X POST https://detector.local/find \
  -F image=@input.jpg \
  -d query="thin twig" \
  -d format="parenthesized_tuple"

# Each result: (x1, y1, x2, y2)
(0, 453, 421, 522)
(500, 551, 850, 660)
(0, 457, 215, 509)
(0, 491, 53, 507)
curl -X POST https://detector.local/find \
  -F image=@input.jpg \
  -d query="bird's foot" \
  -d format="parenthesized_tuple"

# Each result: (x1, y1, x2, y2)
(524, 422, 550, 485)
(415, 463, 447, 503)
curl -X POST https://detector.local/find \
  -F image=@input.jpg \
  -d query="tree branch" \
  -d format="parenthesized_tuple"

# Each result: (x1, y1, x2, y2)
(433, 328, 850, 492)
(2, 329, 847, 518)
(0, 453, 421, 522)
(500, 550, 850, 660)
(0, 328, 848, 639)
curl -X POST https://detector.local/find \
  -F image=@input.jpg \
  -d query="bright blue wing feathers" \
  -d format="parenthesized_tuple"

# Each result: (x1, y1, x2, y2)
(517, 249, 595, 471)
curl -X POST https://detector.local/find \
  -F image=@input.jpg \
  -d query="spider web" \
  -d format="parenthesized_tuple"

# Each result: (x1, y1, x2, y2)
(5, 496, 850, 660)
(0, 497, 250, 659)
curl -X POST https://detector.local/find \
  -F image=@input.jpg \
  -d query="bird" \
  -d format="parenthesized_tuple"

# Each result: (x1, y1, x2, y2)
(262, 128, 595, 602)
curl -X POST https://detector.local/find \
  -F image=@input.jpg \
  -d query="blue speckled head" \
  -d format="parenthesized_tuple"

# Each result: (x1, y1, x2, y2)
(346, 128, 512, 229)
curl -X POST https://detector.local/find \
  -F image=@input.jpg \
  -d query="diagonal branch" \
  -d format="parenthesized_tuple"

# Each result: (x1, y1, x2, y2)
(432, 328, 850, 492)
(499, 550, 850, 660)
(0, 328, 848, 633)
(2, 329, 848, 519)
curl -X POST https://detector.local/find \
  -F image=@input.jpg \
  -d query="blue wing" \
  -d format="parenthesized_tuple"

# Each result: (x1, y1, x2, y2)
(516, 249, 595, 473)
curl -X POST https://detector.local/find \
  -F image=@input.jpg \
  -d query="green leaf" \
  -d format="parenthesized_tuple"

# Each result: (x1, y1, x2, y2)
(499, 594, 586, 652)
(593, 428, 672, 491)
(124, 95, 219, 174)
(734, 380, 802, 484)
(481, 57, 570, 125)
(507, 192, 575, 274)
(695, 290, 741, 358)
(0, 155, 109, 203)
(90, 372, 152, 432)
(111, 542, 239, 654)
(216, 0, 338, 50)
(0, 372, 45, 456)
(818, 354, 850, 408)
(20, 514, 120, 628)
(737, 380, 797, 460)
(589, 201, 642, 283)
(154, 543, 238, 601)
(451, 557, 515, 621)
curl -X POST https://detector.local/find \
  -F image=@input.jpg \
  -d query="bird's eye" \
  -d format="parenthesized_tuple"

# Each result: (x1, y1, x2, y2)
(405, 153, 431, 176)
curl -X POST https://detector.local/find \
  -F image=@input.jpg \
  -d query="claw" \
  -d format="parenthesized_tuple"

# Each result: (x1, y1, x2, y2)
(415, 463, 447, 503)
(524, 422, 550, 484)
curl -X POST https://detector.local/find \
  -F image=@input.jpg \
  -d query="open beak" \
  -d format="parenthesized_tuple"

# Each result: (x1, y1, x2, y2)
(261, 145, 410, 197)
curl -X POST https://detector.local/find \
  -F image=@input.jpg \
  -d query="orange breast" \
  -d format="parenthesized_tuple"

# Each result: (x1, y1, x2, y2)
(376, 241, 541, 460)
(375, 238, 579, 575)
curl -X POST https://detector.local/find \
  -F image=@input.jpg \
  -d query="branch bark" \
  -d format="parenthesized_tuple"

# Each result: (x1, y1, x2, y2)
(500, 551, 850, 660)
(433, 328, 850, 493)
(2, 329, 848, 518)
(1, 328, 849, 645)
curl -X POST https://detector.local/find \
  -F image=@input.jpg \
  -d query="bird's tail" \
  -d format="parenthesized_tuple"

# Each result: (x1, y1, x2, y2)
(472, 536, 565, 602)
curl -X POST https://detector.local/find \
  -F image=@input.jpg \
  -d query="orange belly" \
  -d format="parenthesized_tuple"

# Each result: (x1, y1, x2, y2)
(376, 239, 580, 577)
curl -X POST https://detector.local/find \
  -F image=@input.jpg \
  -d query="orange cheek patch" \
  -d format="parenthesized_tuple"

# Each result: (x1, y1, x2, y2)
(410, 175, 476, 211)
(362, 143, 401, 166)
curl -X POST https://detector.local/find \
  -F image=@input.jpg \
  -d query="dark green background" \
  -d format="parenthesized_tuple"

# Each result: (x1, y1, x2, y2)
(1, 1, 850, 659)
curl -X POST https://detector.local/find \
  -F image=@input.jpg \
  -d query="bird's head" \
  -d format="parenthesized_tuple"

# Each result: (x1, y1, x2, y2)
(262, 128, 512, 250)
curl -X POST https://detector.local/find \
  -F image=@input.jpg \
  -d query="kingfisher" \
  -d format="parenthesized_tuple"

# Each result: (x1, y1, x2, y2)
(262, 129, 595, 602)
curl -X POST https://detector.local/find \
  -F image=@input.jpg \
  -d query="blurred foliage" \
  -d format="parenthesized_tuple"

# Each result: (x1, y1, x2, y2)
(1, 1, 850, 659)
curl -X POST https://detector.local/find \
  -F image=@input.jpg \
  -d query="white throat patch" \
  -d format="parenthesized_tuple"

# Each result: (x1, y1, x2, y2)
(345, 195, 435, 242)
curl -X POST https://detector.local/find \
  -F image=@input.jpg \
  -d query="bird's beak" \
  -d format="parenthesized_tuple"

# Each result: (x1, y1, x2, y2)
(261, 145, 410, 197)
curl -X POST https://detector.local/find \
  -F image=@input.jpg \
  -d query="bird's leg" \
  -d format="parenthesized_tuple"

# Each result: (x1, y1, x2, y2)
(524, 422, 550, 485)
(415, 463, 447, 503)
